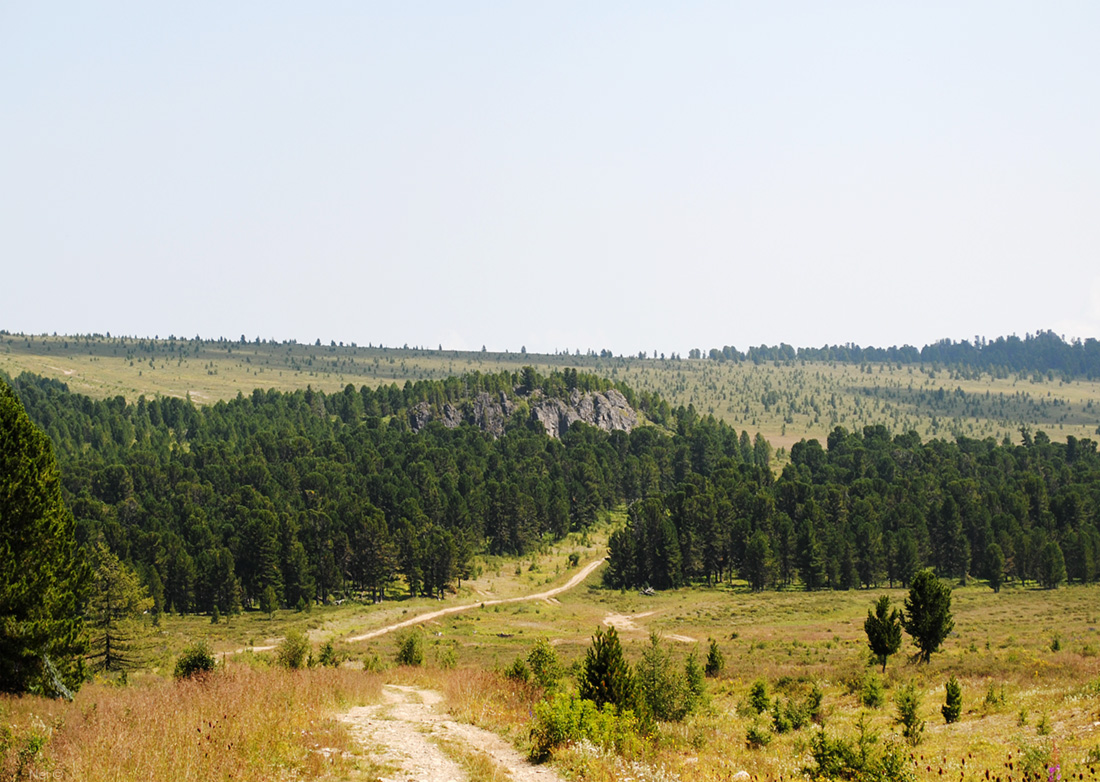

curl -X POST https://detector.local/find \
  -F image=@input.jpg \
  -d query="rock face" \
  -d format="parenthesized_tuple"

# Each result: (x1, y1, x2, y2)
(407, 388, 637, 439)
(470, 392, 514, 438)
(530, 389, 637, 439)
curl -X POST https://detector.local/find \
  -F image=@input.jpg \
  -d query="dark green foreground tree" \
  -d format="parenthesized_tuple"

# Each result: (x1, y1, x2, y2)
(864, 595, 902, 672)
(901, 569, 954, 663)
(579, 626, 636, 711)
(0, 381, 87, 695)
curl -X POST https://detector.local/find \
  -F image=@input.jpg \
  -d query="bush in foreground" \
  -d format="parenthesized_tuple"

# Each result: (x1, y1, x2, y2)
(173, 641, 216, 680)
(277, 630, 310, 670)
(395, 631, 424, 667)
(804, 717, 915, 782)
(529, 692, 639, 761)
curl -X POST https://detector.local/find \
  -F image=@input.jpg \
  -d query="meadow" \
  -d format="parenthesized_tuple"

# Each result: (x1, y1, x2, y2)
(5, 523, 1100, 782)
(4, 333, 1100, 454)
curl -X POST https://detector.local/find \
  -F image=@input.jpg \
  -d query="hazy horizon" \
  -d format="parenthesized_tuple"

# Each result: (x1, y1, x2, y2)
(4, 4, 1098, 356)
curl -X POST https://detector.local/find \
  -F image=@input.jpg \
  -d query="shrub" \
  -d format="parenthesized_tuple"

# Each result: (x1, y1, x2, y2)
(805, 720, 915, 782)
(984, 682, 1006, 708)
(749, 679, 770, 714)
(894, 683, 924, 746)
(1019, 742, 1053, 782)
(435, 642, 457, 670)
(772, 702, 793, 734)
(862, 672, 885, 708)
(173, 641, 216, 680)
(526, 638, 560, 689)
(705, 638, 725, 677)
(395, 631, 424, 666)
(317, 640, 339, 668)
(807, 682, 825, 724)
(636, 633, 686, 722)
(259, 585, 278, 618)
(505, 656, 531, 683)
(746, 720, 772, 749)
(684, 650, 707, 715)
(778, 697, 810, 733)
(529, 692, 639, 761)
(276, 630, 310, 670)
(942, 676, 962, 724)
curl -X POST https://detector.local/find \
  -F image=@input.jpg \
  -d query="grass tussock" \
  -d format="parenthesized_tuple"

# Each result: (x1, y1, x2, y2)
(0, 664, 381, 782)
(441, 667, 541, 743)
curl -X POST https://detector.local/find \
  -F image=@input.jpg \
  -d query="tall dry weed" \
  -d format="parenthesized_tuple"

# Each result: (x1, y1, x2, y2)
(1, 664, 381, 782)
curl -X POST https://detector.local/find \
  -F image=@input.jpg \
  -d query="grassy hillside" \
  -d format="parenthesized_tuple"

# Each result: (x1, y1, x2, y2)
(5, 525, 1099, 781)
(3, 332, 1100, 450)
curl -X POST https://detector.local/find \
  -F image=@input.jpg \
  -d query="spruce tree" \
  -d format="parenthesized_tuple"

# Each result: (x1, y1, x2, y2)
(901, 569, 954, 663)
(0, 381, 88, 696)
(579, 626, 636, 711)
(864, 595, 902, 672)
(942, 676, 962, 724)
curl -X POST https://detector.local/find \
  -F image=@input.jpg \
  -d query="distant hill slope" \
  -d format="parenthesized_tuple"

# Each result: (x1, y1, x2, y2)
(3, 331, 1100, 447)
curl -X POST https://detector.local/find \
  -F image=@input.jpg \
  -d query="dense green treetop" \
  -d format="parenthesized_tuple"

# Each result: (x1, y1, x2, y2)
(4, 364, 1100, 623)
(0, 380, 88, 695)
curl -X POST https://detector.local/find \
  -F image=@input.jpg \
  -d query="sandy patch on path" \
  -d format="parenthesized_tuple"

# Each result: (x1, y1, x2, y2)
(603, 611, 696, 643)
(603, 611, 656, 633)
(339, 684, 565, 782)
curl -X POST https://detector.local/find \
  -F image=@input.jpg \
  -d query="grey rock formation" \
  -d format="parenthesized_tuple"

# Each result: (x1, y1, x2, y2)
(407, 387, 637, 439)
(471, 392, 510, 438)
(408, 401, 433, 431)
(530, 389, 637, 439)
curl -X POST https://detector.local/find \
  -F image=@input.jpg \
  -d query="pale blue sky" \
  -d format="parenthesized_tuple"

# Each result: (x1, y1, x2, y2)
(3, 3, 1098, 355)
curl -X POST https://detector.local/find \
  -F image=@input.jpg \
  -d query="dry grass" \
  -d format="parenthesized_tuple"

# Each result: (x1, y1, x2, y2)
(431, 735, 513, 782)
(0, 664, 382, 782)
(5, 583, 1100, 782)
(441, 667, 542, 745)
(428, 583, 1100, 782)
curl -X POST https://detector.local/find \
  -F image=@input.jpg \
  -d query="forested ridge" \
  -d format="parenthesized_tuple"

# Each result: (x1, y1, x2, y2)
(6, 366, 1100, 625)
(3, 368, 694, 616)
(698, 329, 1100, 378)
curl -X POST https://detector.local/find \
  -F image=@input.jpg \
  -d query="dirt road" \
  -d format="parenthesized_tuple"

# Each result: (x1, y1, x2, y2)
(345, 556, 605, 643)
(340, 684, 566, 782)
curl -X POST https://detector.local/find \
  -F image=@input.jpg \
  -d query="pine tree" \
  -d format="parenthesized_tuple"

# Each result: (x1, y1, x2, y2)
(579, 626, 636, 711)
(0, 381, 89, 696)
(864, 594, 902, 672)
(942, 676, 962, 724)
(901, 569, 954, 663)
(636, 633, 685, 721)
(705, 637, 725, 677)
(86, 541, 152, 673)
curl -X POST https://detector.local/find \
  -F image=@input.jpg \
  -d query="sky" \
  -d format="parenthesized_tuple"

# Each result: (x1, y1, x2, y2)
(2, 3, 1099, 357)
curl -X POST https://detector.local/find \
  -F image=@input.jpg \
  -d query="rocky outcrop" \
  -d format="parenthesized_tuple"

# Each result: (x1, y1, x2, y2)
(470, 392, 513, 438)
(531, 389, 637, 438)
(408, 387, 637, 439)
(409, 401, 433, 431)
